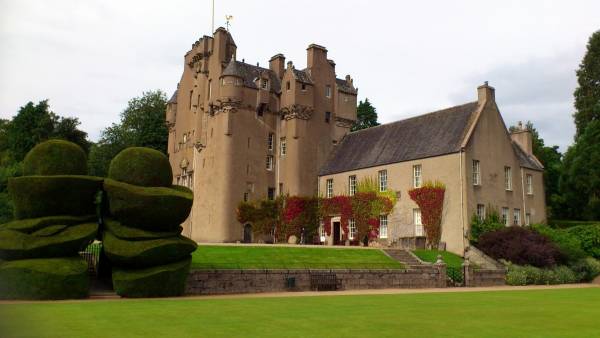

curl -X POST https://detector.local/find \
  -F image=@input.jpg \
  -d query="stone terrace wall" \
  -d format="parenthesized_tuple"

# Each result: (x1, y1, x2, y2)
(463, 266, 506, 287)
(186, 265, 446, 295)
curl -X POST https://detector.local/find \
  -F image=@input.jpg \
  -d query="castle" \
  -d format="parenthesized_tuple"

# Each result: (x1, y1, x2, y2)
(167, 29, 546, 254)
(166, 28, 357, 243)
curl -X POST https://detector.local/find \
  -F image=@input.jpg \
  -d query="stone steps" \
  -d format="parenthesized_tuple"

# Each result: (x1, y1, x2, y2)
(383, 249, 423, 266)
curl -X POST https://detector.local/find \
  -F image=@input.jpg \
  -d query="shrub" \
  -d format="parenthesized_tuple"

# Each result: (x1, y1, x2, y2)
(470, 207, 504, 244)
(23, 140, 87, 176)
(567, 224, 600, 259)
(104, 179, 192, 231)
(0, 257, 89, 300)
(8, 176, 103, 219)
(108, 147, 172, 187)
(0, 222, 98, 260)
(112, 256, 191, 298)
(104, 218, 182, 240)
(30, 224, 68, 236)
(0, 215, 96, 233)
(570, 257, 600, 282)
(505, 263, 578, 286)
(478, 226, 564, 267)
(531, 223, 586, 262)
(102, 231, 197, 268)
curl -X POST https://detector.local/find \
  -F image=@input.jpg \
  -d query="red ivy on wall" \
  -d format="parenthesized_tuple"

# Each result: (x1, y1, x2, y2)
(408, 184, 446, 248)
(319, 196, 352, 239)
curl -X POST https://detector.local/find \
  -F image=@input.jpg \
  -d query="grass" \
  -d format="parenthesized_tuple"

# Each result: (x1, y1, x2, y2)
(412, 249, 464, 269)
(1, 288, 599, 337)
(190, 245, 404, 269)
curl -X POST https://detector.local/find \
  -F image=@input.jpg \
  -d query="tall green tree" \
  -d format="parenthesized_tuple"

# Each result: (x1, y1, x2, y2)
(352, 98, 380, 131)
(573, 30, 600, 138)
(88, 90, 168, 176)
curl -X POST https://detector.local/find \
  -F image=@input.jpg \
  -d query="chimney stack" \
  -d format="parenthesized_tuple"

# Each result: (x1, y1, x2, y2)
(477, 81, 495, 104)
(269, 54, 286, 79)
(510, 120, 533, 155)
(306, 43, 328, 69)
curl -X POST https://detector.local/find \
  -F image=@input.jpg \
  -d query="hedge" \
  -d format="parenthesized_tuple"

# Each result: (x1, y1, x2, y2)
(0, 222, 98, 260)
(8, 176, 103, 219)
(23, 139, 87, 176)
(112, 256, 191, 298)
(30, 224, 68, 237)
(531, 223, 587, 262)
(108, 147, 173, 187)
(104, 179, 192, 231)
(0, 215, 96, 233)
(0, 257, 89, 299)
(566, 224, 600, 259)
(506, 263, 579, 286)
(102, 230, 196, 268)
(104, 218, 182, 240)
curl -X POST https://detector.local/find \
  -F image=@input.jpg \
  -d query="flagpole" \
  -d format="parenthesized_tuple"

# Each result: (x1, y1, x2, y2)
(211, 0, 215, 33)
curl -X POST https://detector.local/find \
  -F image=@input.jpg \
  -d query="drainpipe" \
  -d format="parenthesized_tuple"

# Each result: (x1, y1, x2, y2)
(520, 167, 526, 225)
(459, 148, 466, 256)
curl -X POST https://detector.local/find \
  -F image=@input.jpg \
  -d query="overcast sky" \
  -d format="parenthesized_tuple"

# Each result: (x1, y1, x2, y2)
(1, 1, 598, 151)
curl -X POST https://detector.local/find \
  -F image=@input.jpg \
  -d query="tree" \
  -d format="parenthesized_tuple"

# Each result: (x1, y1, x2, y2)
(573, 30, 600, 138)
(352, 98, 380, 131)
(88, 90, 168, 176)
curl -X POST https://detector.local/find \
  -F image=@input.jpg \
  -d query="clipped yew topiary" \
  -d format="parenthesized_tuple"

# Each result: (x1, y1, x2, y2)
(104, 218, 182, 240)
(104, 179, 192, 231)
(23, 139, 88, 176)
(0, 215, 96, 233)
(103, 230, 196, 268)
(0, 222, 98, 260)
(0, 257, 89, 300)
(112, 256, 191, 298)
(108, 147, 173, 187)
(9, 176, 103, 219)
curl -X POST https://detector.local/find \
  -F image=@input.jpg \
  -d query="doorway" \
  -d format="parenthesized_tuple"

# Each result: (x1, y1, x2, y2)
(243, 224, 252, 243)
(333, 221, 341, 245)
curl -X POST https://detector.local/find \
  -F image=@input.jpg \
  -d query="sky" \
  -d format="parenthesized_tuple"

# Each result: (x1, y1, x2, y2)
(1, 0, 598, 151)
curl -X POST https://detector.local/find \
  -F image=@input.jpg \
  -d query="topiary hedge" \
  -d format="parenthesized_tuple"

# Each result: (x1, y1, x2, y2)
(0, 215, 96, 233)
(0, 257, 89, 299)
(102, 231, 196, 268)
(8, 176, 103, 219)
(23, 139, 88, 176)
(30, 224, 68, 237)
(108, 147, 173, 187)
(112, 256, 191, 298)
(104, 218, 182, 240)
(0, 222, 98, 260)
(104, 179, 192, 231)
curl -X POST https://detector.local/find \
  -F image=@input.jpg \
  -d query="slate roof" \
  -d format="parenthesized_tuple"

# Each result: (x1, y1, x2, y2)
(221, 60, 281, 93)
(336, 78, 357, 95)
(319, 102, 480, 175)
(513, 142, 544, 171)
(168, 90, 178, 104)
(293, 69, 313, 84)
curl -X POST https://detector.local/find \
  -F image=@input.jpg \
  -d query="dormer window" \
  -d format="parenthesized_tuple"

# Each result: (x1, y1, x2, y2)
(261, 79, 269, 90)
(325, 85, 332, 98)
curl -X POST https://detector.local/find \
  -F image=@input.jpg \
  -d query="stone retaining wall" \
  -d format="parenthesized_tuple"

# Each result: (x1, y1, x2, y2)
(463, 266, 506, 287)
(186, 264, 446, 295)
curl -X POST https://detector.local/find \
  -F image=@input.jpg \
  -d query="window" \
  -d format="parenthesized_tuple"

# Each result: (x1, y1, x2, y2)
(413, 165, 422, 188)
(183, 133, 187, 144)
(501, 207, 509, 226)
(267, 133, 274, 151)
(326, 179, 333, 198)
(319, 224, 326, 242)
(266, 155, 273, 171)
(472, 160, 481, 186)
(378, 170, 388, 192)
(477, 204, 486, 221)
(414, 209, 423, 236)
(268, 187, 275, 201)
(261, 79, 269, 90)
(325, 111, 331, 123)
(526, 213, 531, 225)
(279, 183, 283, 195)
(189, 90, 193, 110)
(301, 83, 307, 91)
(280, 137, 286, 156)
(208, 80, 212, 99)
(243, 192, 249, 202)
(379, 215, 388, 239)
(504, 166, 512, 191)
(348, 219, 357, 240)
(348, 175, 357, 196)
(526, 174, 533, 195)
(286, 81, 290, 91)
(325, 85, 332, 98)
(514, 209, 521, 226)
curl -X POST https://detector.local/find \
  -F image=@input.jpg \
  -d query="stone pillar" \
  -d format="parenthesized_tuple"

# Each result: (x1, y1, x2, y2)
(462, 257, 471, 287)
(434, 255, 447, 288)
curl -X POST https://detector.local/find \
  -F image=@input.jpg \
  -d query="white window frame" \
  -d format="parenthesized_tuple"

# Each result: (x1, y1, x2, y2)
(477, 204, 486, 221)
(326, 179, 333, 198)
(526, 174, 533, 195)
(413, 164, 422, 188)
(280, 137, 286, 156)
(266, 155, 274, 171)
(348, 218, 357, 240)
(261, 78, 269, 90)
(267, 133, 274, 151)
(525, 213, 531, 226)
(378, 170, 388, 192)
(348, 175, 357, 196)
(414, 209, 423, 237)
(325, 85, 332, 98)
(319, 224, 326, 242)
(379, 215, 388, 239)
(505, 166, 513, 191)
(501, 207, 509, 226)
(514, 209, 521, 226)
(472, 160, 481, 186)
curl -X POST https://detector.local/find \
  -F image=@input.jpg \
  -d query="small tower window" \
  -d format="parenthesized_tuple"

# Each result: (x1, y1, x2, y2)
(301, 83, 307, 91)
(286, 81, 291, 91)
(325, 85, 332, 98)
(261, 79, 269, 90)
(325, 112, 331, 123)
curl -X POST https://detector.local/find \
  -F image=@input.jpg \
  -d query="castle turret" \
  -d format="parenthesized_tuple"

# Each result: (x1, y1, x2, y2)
(220, 59, 243, 104)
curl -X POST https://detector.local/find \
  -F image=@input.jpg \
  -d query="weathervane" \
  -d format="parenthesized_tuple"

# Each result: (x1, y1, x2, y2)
(225, 15, 233, 31)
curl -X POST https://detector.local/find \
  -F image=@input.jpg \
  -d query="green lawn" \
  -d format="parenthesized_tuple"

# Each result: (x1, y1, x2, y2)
(191, 245, 403, 269)
(1, 288, 599, 337)
(412, 249, 464, 268)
